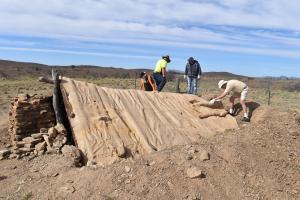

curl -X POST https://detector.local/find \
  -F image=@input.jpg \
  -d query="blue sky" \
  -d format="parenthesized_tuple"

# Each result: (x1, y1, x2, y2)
(0, 0, 300, 77)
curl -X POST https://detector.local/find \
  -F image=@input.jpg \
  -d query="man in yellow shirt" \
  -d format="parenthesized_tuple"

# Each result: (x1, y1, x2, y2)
(153, 55, 171, 91)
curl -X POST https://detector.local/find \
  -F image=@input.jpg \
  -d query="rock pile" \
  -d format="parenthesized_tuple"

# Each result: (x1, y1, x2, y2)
(9, 94, 56, 144)
(7, 124, 67, 159)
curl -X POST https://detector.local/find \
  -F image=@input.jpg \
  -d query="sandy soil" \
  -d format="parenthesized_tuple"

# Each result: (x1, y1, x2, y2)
(0, 107, 299, 200)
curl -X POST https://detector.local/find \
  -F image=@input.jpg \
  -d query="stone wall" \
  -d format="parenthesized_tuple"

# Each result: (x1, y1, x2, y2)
(4, 94, 69, 159)
(9, 94, 56, 144)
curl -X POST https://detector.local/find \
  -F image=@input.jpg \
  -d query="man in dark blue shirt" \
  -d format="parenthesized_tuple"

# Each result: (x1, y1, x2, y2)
(184, 57, 202, 95)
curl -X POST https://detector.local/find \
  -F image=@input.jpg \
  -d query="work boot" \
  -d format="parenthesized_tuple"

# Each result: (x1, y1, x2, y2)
(241, 117, 250, 122)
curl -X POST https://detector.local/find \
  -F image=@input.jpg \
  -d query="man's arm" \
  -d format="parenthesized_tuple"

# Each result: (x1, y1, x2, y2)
(162, 68, 166, 77)
(185, 63, 188, 75)
(148, 76, 157, 91)
(140, 79, 145, 90)
(215, 90, 228, 100)
(198, 63, 202, 76)
(209, 90, 228, 105)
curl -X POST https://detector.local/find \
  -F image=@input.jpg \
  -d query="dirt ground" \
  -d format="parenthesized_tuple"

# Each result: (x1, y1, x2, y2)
(0, 78, 299, 200)
(0, 106, 299, 200)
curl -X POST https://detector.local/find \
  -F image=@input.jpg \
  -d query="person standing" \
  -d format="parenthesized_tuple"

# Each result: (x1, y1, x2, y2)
(184, 57, 202, 95)
(210, 79, 250, 122)
(153, 55, 171, 92)
(140, 71, 156, 91)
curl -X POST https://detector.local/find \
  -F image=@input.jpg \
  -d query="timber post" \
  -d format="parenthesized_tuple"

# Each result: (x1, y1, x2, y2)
(175, 78, 180, 93)
(51, 68, 64, 124)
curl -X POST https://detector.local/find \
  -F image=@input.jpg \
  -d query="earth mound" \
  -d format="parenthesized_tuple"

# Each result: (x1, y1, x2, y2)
(60, 78, 238, 165)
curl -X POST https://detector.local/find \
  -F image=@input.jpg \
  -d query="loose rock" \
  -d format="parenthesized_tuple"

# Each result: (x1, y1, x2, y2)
(186, 167, 204, 179)
(0, 149, 11, 160)
(62, 145, 82, 167)
(40, 128, 48, 133)
(35, 141, 47, 153)
(15, 141, 26, 148)
(58, 185, 76, 197)
(53, 135, 67, 149)
(22, 137, 43, 145)
(9, 153, 18, 159)
(199, 151, 210, 161)
(52, 172, 59, 177)
(117, 145, 126, 158)
(55, 123, 66, 135)
(125, 166, 131, 173)
(48, 127, 57, 139)
(43, 135, 52, 147)
(18, 147, 34, 153)
(31, 133, 44, 139)
(24, 143, 35, 148)
(186, 154, 193, 160)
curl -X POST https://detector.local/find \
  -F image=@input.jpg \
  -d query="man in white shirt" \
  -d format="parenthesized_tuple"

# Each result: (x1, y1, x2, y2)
(210, 80, 250, 122)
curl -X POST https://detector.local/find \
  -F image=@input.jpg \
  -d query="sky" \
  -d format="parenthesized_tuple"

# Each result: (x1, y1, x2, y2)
(0, 0, 300, 77)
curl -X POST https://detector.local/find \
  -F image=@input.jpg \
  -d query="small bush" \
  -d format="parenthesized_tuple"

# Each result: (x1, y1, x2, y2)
(286, 82, 300, 92)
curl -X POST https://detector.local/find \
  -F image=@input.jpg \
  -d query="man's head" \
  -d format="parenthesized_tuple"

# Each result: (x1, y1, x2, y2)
(188, 57, 195, 65)
(162, 55, 171, 63)
(140, 71, 146, 78)
(218, 80, 228, 89)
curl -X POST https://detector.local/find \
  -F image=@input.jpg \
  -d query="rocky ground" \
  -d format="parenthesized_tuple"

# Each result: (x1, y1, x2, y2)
(0, 107, 299, 200)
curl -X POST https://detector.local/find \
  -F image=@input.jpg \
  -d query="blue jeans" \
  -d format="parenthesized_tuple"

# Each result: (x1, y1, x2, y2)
(187, 77, 198, 95)
(153, 73, 167, 91)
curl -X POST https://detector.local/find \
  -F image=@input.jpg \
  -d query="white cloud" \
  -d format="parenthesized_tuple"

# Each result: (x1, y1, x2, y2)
(0, 0, 300, 59)
(0, 46, 156, 60)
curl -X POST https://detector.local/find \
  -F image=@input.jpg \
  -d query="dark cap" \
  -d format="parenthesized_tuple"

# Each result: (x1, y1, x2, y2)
(140, 71, 146, 78)
(162, 55, 171, 63)
(188, 57, 195, 64)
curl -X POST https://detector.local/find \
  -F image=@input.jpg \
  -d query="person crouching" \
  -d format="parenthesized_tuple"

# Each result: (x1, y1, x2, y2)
(140, 72, 156, 91)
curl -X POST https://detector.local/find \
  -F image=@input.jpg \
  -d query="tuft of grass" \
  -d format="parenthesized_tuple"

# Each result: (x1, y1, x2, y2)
(21, 192, 33, 200)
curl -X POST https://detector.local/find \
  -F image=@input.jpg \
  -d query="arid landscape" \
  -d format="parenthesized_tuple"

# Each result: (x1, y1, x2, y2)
(0, 60, 299, 200)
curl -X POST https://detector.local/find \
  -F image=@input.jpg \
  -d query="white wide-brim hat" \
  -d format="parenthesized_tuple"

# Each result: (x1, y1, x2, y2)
(218, 80, 228, 89)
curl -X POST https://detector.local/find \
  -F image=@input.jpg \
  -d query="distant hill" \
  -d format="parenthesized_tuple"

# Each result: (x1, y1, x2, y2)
(0, 59, 150, 79)
(0, 59, 249, 80)
(201, 71, 250, 79)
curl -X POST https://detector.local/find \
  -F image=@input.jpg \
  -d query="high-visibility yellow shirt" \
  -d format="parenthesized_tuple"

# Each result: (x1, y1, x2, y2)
(154, 59, 167, 73)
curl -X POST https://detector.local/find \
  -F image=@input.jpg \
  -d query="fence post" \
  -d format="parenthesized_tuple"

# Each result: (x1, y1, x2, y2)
(267, 80, 271, 105)
(134, 72, 137, 89)
(175, 78, 180, 93)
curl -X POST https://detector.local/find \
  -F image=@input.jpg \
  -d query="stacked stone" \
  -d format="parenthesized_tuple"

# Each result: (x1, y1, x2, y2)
(4, 94, 68, 159)
(9, 94, 56, 144)
(7, 124, 68, 159)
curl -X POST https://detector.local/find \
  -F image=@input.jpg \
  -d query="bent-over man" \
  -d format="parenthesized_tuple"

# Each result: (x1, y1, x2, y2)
(140, 71, 156, 91)
(210, 79, 250, 122)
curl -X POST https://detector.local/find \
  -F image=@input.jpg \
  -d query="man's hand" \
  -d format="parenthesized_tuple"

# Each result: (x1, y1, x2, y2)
(197, 75, 201, 79)
(184, 75, 187, 79)
(209, 98, 216, 105)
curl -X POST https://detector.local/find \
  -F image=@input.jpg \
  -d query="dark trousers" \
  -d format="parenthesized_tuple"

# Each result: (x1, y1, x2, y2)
(153, 72, 167, 91)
